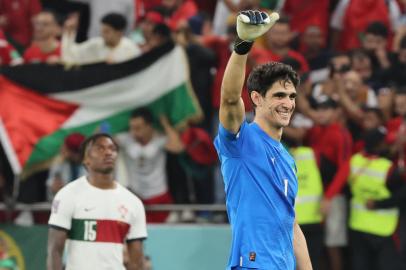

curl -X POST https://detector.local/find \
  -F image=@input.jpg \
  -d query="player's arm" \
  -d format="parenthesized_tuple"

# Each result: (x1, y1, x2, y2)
(126, 240, 145, 270)
(219, 11, 279, 134)
(293, 220, 313, 270)
(47, 227, 68, 270)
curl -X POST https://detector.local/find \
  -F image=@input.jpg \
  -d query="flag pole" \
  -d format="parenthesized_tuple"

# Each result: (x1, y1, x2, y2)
(0, 118, 22, 222)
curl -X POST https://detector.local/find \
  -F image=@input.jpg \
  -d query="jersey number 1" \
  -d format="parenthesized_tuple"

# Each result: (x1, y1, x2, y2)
(84, 221, 97, 241)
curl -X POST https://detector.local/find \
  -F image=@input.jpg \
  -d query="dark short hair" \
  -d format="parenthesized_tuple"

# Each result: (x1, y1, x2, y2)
(153, 23, 171, 39)
(130, 107, 154, 124)
(396, 85, 406, 95)
(247, 62, 299, 107)
(79, 133, 119, 162)
(364, 127, 386, 154)
(365, 21, 388, 38)
(363, 107, 384, 121)
(101, 13, 127, 31)
(400, 35, 406, 50)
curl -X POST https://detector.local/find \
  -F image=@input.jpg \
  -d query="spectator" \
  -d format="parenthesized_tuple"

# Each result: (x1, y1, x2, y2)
(307, 99, 352, 270)
(289, 143, 324, 270)
(349, 49, 381, 91)
(23, 10, 61, 64)
(361, 21, 392, 71)
(323, 128, 404, 270)
(250, 17, 309, 74)
(147, 23, 173, 52)
(352, 107, 385, 153)
(46, 133, 86, 200)
(115, 108, 184, 223)
(383, 35, 406, 86)
(282, 0, 330, 47)
(300, 25, 332, 74)
(0, 30, 22, 66)
(69, 0, 134, 38)
(330, 0, 401, 52)
(131, 11, 165, 52)
(174, 19, 216, 132)
(154, 0, 198, 30)
(0, 0, 42, 51)
(62, 12, 141, 65)
(367, 167, 406, 268)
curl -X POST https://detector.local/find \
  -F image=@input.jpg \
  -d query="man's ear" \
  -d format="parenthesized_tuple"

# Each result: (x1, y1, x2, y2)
(250, 91, 262, 107)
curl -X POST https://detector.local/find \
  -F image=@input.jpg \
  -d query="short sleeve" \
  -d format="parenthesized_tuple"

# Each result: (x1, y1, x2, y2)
(48, 187, 75, 230)
(214, 121, 247, 158)
(127, 199, 147, 241)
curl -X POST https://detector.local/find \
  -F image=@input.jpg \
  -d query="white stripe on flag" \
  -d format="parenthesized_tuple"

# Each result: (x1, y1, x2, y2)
(52, 46, 188, 128)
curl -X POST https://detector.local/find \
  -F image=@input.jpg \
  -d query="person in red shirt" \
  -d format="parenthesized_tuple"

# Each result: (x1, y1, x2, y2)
(322, 128, 404, 270)
(0, 29, 22, 66)
(23, 10, 61, 64)
(0, 0, 42, 50)
(306, 98, 352, 270)
(282, 0, 330, 47)
(155, 0, 198, 30)
(250, 17, 309, 74)
(330, 0, 399, 52)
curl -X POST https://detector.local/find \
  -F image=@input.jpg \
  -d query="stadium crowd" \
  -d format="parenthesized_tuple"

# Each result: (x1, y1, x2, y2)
(0, 0, 406, 269)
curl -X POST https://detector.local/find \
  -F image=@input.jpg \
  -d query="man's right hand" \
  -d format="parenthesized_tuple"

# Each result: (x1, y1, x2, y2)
(236, 10, 279, 41)
(63, 13, 79, 34)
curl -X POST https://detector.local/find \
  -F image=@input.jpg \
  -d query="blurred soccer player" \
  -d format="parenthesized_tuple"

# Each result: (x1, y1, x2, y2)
(214, 10, 312, 270)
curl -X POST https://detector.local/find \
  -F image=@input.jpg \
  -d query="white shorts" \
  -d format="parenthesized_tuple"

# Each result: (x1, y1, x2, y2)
(325, 195, 348, 247)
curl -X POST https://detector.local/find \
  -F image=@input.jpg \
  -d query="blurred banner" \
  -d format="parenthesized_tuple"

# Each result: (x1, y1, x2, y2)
(0, 42, 201, 177)
(0, 224, 230, 270)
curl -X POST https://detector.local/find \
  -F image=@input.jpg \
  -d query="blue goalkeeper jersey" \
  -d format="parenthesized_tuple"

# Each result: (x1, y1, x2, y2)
(214, 121, 298, 269)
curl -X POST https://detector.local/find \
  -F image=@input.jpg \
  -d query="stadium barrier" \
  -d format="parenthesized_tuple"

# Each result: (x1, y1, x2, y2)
(0, 203, 231, 270)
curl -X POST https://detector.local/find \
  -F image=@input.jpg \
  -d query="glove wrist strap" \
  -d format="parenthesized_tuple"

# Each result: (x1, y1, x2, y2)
(234, 37, 254, 55)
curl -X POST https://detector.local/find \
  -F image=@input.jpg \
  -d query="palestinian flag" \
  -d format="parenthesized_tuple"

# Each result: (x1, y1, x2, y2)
(0, 42, 201, 177)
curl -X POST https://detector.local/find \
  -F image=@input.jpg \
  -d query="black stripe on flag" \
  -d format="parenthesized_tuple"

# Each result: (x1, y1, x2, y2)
(0, 41, 175, 94)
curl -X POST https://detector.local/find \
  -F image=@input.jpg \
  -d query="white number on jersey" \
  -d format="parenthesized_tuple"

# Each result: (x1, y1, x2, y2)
(84, 220, 97, 241)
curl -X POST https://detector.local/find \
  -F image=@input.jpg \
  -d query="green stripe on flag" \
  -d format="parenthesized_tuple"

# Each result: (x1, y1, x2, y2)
(25, 83, 200, 169)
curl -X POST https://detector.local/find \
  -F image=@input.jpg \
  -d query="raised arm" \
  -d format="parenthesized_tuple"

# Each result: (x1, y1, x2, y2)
(47, 227, 68, 270)
(219, 52, 248, 133)
(159, 115, 185, 153)
(219, 11, 279, 134)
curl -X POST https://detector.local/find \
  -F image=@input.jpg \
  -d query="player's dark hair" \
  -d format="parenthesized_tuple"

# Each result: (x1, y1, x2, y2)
(79, 133, 119, 162)
(101, 13, 127, 31)
(365, 21, 388, 38)
(247, 62, 299, 108)
(130, 107, 154, 124)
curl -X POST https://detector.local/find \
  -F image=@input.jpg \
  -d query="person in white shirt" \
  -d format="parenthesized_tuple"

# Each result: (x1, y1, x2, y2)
(47, 133, 147, 270)
(115, 108, 185, 223)
(62, 12, 141, 65)
(69, 0, 134, 38)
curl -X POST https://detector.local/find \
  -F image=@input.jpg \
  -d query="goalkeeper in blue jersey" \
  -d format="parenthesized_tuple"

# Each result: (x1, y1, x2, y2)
(214, 10, 312, 270)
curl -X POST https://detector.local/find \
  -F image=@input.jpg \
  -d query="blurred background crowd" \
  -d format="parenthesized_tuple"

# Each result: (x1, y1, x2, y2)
(0, 0, 406, 269)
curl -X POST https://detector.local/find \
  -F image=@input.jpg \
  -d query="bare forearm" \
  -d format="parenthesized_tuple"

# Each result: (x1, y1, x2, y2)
(294, 222, 312, 270)
(47, 249, 64, 270)
(221, 52, 248, 104)
(127, 241, 144, 270)
(126, 260, 144, 270)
